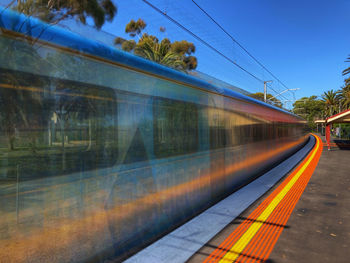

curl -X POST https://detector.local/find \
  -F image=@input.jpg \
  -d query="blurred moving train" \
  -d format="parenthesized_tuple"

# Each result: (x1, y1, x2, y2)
(0, 8, 307, 262)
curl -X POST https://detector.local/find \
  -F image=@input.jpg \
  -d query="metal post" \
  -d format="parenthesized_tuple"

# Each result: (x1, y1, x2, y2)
(326, 123, 331, 150)
(263, 80, 273, 103)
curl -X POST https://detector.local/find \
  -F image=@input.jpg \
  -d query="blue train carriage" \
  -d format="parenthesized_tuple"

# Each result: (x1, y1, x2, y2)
(0, 8, 307, 262)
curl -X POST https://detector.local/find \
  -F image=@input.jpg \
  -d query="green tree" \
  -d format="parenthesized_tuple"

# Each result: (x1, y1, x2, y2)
(343, 55, 350, 92)
(121, 40, 136, 52)
(183, 55, 198, 70)
(249, 92, 283, 108)
(292, 96, 325, 130)
(125, 18, 147, 37)
(334, 54, 350, 111)
(116, 19, 197, 72)
(343, 55, 350, 77)
(321, 89, 340, 117)
(166, 39, 197, 70)
(134, 38, 185, 70)
(345, 77, 350, 90)
(114, 36, 126, 45)
(171, 40, 195, 55)
(338, 85, 350, 110)
(13, 0, 117, 28)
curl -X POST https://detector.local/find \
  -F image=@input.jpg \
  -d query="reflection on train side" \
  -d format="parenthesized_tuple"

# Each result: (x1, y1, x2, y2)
(0, 26, 307, 262)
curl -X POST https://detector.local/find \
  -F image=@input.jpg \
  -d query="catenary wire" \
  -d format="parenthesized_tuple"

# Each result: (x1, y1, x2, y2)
(142, 0, 265, 84)
(191, 0, 292, 101)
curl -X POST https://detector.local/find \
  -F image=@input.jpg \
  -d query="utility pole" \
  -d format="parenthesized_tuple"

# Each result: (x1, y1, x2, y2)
(264, 80, 273, 102)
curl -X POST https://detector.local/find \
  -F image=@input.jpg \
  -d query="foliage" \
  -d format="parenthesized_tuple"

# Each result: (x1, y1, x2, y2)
(183, 56, 198, 70)
(114, 37, 126, 45)
(121, 40, 136, 52)
(249, 92, 282, 108)
(134, 39, 185, 70)
(345, 77, 350, 90)
(136, 33, 159, 49)
(125, 18, 147, 37)
(116, 19, 197, 72)
(171, 40, 195, 55)
(343, 55, 350, 76)
(293, 96, 325, 130)
(291, 53, 350, 130)
(13, 0, 117, 28)
(343, 55, 350, 92)
(321, 89, 340, 117)
(338, 86, 350, 110)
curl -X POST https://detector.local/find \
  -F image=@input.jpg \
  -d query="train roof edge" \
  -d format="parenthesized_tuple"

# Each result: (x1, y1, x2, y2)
(0, 7, 300, 118)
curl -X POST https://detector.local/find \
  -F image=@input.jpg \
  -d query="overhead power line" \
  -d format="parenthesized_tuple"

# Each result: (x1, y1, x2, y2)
(191, 0, 292, 100)
(142, 0, 264, 84)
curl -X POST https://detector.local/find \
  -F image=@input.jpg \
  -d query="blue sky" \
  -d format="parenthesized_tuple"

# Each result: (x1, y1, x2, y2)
(101, 0, 350, 105)
(202, 0, 350, 99)
(1, 0, 349, 107)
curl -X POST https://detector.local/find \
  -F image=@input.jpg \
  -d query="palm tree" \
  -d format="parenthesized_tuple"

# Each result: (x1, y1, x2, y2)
(343, 55, 350, 93)
(117, 19, 198, 72)
(345, 77, 350, 90)
(321, 90, 340, 117)
(338, 86, 350, 110)
(343, 55, 350, 76)
(135, 38, 186, 71)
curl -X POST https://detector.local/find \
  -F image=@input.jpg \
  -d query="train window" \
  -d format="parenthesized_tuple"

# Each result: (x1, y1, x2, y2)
(210, 125, 226, 149)
(53, 78, 118, 169)
(252, 124, 264, 142)
(208, 110, 226, 149)
(153, 98, 199, 158)
(270, 124, 274, 139)
(0, 68, 118, 180)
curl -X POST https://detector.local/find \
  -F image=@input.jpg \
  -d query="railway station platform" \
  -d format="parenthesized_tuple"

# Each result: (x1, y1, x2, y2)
(125, 134, 350, 263)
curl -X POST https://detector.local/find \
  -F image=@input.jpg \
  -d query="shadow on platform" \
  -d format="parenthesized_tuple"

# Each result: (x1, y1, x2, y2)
(192, 242, 277, 263)
(229, 216, 290, 229)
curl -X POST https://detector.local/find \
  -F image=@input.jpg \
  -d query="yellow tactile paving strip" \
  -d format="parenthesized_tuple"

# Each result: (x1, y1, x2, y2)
(203, 134, 322, 263)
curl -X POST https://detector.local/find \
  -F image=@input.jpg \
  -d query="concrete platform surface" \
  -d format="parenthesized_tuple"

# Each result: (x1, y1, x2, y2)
(187, 135, 350, 263)
(267, 138, 350, 263)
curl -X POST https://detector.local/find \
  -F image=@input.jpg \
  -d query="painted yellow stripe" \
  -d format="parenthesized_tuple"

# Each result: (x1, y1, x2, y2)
(219, 136, 320, 262)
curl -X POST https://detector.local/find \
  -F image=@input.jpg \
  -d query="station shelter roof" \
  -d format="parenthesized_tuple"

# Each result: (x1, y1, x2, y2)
(314, 119, 326, 124)
(314, 109, 350, 125)
(326, 109, 350, 124)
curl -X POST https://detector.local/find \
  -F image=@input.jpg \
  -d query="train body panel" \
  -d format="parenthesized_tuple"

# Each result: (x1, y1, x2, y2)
(0, 8, 307, 262)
